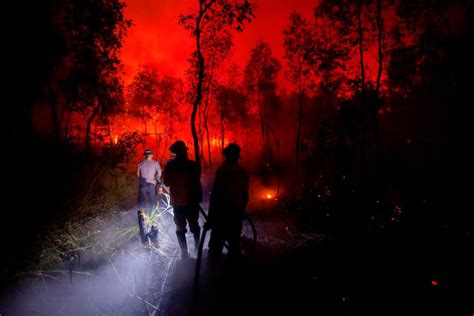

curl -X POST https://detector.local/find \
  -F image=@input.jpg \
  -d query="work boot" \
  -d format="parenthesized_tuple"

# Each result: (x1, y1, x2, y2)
(192, 227, 201, 256)
(176, 231, 188, 258)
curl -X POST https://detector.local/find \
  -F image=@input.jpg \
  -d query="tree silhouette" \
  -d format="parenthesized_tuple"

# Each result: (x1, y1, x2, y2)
(158, 75, 185, 149)
(283, 12, 314, 164)
(127, 66, 161, 134)
(215, 84, 248, 149)
(49, 0, 131, 148)
(186, 26, 234, 168)
(179, 0, 255, 172)
(128, 66, 184, 155)
(244, 41, 281, 164)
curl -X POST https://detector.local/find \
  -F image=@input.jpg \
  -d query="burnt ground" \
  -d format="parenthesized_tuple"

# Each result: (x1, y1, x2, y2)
(0, 203, 472, 316)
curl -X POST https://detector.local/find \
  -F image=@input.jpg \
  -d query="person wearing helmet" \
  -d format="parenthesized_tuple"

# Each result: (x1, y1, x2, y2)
(207, 143, 249, 258)
(137, 149, 162, 210)
(163, 140, 202, 258)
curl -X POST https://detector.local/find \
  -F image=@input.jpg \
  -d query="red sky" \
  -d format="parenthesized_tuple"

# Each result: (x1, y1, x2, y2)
(120, 0, 317, 86)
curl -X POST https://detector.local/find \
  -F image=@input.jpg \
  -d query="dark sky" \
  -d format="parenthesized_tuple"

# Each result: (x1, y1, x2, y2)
(121, 0, 317, 86)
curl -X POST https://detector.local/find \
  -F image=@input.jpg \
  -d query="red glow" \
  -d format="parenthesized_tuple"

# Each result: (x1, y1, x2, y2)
(431, 280, 439, 286)
(121, 0, 315, 87)
(53, 0, 429, 175)
(266, 193, 273, 199)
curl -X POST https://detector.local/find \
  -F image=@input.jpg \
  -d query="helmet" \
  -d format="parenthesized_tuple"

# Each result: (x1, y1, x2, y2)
(169, 140, 188, 155)
(143, 149, 154, 156)
(222, 143, 242, 159)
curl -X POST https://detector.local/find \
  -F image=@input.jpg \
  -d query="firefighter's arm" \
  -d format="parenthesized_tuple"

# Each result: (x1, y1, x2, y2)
(155, 162, 162, 184)
(156, 164, 165, 194)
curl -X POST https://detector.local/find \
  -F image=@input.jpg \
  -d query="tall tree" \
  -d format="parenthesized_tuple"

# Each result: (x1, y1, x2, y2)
(128, 67, 184, 155)
(283, 12, 314, 163)
(202, 29, 233, 168)
(244, 41, 281, 164)
(158, 75, 185, 148)
(51, 0, 131, 148)
(215, 85, 248, 149)
(186, 27, 233, 168)
(314, 0, 369, 95)
(375, 0, 383, 93)
(179, 0, 255, 172)
(127, 66, 161, 135)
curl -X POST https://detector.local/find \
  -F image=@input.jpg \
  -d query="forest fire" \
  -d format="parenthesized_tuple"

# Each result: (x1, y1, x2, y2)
(2, 0, 470, 315)
(32, 0, 449, 166)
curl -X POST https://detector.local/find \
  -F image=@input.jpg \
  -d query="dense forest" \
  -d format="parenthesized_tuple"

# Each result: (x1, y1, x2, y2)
(1, 0, 472, 314)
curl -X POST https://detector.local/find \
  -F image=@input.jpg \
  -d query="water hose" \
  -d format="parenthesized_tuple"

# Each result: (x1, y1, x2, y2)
(191, 225, 210, 313)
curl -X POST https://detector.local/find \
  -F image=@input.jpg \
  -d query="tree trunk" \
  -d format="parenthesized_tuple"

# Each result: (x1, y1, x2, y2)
(198, 107, 206, 167)
(357, 0, 365, 92)
(49, 94, 61, 144)
(154, 119, 159, 155)
(191, 0, 216, 173)
(191, 2, 209, 173)
(191, 88, 201, 170)
(204, 113, 212, 168)
(64, 107, 72, 140)
(140, 105, 147, 135)
(203, 54, 215, 168)
(375, 0, 383, 93)
(257, 90, 265, 146)
(372, 0, 383, 164)
(220, 118, 225, 150)
(295, 68, 304, 164)
(85, 101, 101, 149)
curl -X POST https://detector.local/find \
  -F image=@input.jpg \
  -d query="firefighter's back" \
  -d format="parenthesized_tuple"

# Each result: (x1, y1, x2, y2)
(164, 157, 202, 206)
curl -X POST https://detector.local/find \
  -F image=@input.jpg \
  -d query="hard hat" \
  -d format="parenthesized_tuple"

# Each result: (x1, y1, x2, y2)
(169, 140, 188, 154)
(222, 143, 242, 159)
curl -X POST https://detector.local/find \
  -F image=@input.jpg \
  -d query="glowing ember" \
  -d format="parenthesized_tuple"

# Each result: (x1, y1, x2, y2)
(266, 193, 273, 199)
(114, 135, 118, 144)
(431, 280, 439, 286)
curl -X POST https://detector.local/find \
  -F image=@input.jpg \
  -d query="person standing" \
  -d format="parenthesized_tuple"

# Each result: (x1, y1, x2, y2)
(137, 149, 161, 210)
(163, 141, 202, 258)
(207, 143, 249, 258)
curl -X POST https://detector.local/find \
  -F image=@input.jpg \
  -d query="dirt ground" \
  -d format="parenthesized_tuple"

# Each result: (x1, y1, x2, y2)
(0, 196, 471, 316)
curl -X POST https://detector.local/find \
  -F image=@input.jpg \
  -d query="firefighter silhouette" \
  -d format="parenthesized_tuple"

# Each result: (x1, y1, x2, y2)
(207, 143, 249, 257)
(163, 141, 202, 258)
